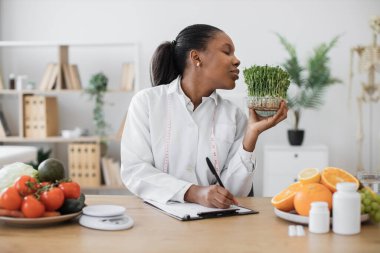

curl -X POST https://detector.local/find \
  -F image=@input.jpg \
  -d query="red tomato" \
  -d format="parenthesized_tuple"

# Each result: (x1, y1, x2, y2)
(21, 195, 45, 218)
(0, 187, 22, 211)
(40, 187, 64, 211)
(58, 182, 81, 199)
(14, 175, 38, 196)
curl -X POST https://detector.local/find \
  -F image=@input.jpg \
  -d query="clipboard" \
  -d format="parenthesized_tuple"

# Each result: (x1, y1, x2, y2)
(144, 199, 259, 221)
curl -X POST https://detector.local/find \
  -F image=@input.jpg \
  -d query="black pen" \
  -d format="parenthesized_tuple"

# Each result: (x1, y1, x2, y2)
(206, 157, 225, 188)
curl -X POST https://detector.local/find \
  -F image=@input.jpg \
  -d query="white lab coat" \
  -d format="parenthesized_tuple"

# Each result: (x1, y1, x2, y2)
(120, 78, 255, 204)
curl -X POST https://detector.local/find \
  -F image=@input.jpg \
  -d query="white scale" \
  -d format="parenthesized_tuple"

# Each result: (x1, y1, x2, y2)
(79, 205, 134, 231)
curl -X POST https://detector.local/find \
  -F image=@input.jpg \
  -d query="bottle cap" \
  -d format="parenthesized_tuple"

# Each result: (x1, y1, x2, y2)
(336, 182, 357, 192)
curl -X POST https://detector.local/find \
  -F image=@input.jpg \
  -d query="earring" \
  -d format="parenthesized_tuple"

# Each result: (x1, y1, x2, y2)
(196, 62, 200, 67)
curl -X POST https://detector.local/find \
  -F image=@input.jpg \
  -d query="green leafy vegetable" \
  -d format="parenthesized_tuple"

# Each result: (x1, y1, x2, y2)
(243, 65, 290, 98)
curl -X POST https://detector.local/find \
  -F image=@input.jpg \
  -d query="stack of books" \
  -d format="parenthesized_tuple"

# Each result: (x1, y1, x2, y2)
(38, 63, 81, 90)
(121, 63, 134, 91)
(0, 111, 10, 137)
(101, 157, 123, 187)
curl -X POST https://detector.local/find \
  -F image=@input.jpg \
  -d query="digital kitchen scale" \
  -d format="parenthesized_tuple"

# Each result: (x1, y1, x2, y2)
(79, 205, 134, 231)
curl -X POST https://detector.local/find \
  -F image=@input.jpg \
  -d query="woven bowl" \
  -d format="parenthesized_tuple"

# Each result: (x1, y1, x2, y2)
(246, 96, 282, 117)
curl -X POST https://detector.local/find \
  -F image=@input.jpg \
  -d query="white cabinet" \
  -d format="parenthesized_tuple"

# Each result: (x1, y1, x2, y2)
(263, 145, 329, 197)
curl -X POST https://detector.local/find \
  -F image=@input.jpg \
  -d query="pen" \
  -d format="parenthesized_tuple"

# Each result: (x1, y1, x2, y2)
(197, 208, 238, 218)
(206, 157, 225, 188)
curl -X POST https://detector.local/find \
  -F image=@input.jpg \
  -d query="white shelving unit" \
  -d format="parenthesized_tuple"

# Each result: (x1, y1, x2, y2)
(0, 40, 140, 137)
(262, 145, 329, 197)
(0, 41, 140, 193)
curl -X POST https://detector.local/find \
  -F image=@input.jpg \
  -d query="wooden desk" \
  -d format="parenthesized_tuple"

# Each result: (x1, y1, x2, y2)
(1, 196, 379, 253)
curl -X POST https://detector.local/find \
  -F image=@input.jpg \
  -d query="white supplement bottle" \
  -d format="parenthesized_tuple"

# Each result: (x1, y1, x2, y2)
(332, 182, 361, 235)
(309, 201, 330, 234)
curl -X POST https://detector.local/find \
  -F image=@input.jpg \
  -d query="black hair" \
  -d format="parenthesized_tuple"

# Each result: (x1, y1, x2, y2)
(150, 24, 223, 86)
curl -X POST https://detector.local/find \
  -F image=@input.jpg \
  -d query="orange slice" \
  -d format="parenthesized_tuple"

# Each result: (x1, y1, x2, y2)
(271, 182, 303, 212)
(298, 168, 321, 184)
(321, 167, 359, 193)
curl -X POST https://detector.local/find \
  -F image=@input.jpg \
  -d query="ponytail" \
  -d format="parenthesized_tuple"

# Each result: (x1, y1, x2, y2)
(150, 41, 179, 86)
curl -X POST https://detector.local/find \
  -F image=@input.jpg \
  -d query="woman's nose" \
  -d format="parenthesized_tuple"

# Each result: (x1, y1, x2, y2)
(233, 55, 240, 67)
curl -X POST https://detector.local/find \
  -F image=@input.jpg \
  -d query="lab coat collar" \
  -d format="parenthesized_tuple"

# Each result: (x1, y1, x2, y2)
(167, 77, 218, 106)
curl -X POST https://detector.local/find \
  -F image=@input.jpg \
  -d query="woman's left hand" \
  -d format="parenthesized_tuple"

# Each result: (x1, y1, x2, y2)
(243, 100, 288, 152)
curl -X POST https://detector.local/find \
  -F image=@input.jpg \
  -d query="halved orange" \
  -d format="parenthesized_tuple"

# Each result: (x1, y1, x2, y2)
(271, 182, 303, 212)
(298, 168, 321, 184)
(321, 167, 359, 193)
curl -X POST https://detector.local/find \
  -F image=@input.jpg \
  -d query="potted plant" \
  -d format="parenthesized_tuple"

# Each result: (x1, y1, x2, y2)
(243, 65, 290, 117)
(276, 34, 341, 145)
(85, 72, 109, 155)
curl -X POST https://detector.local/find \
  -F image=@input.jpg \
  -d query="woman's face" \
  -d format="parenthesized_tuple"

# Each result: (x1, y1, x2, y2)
(198, 32, 240, 90)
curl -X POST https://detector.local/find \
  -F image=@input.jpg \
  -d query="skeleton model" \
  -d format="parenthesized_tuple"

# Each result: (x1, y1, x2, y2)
(349, 16, 380, 173)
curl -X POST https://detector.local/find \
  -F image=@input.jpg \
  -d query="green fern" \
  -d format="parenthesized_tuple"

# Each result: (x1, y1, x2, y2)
(276, 34, 341, 129)
(275, 33, 304, 87)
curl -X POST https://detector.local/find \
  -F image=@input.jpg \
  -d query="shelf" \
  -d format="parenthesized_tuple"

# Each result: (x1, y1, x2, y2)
(0, 136, 101, 143)
(0, 40, 138, 191)
(0, 89, 133, 95)
(0, 41, 138, 47)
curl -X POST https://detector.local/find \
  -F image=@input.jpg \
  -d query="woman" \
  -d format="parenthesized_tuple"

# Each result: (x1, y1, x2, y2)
(121, 24, 287, 208)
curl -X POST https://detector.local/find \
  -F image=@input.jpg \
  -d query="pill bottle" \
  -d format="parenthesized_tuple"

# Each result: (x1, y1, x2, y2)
(332, 182, 361, 235)
(309, 201, 330, 234)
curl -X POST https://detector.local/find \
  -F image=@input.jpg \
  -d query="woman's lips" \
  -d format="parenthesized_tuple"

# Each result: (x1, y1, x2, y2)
(231, 70, 239, 80)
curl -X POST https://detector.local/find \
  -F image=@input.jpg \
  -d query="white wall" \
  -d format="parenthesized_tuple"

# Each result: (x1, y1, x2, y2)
(1, 0, 379, 196)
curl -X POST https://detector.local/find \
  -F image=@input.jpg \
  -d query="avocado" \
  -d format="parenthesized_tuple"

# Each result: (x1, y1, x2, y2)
(38, 158, 65, 182)
(59, 193, 86, 214)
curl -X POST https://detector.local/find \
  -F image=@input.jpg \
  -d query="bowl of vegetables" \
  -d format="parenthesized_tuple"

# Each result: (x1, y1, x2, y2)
(243, 65, 290, 117)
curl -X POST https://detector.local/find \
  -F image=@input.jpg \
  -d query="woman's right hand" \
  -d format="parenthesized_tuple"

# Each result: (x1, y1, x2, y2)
(184, 185, 239, 208)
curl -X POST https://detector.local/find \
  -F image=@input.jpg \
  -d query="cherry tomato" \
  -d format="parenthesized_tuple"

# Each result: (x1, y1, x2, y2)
(14, 175, 38, 196)
(21, 195, 45, 218)
(40, 187, 64, 211)
(58, 182, 81, 199)
(0, 187, 22, 211)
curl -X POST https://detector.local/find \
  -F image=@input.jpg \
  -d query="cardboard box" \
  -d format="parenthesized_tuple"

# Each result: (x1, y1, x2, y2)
(68, 143, 101, 187)
(23, 95, 59, 138)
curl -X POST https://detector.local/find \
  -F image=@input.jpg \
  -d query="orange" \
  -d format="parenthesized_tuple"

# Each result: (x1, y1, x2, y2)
(321, 167, 359, 193)
(293, 183, 332, 216)
(298, 168, 321, 184)
(271, 182, 303, 212)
